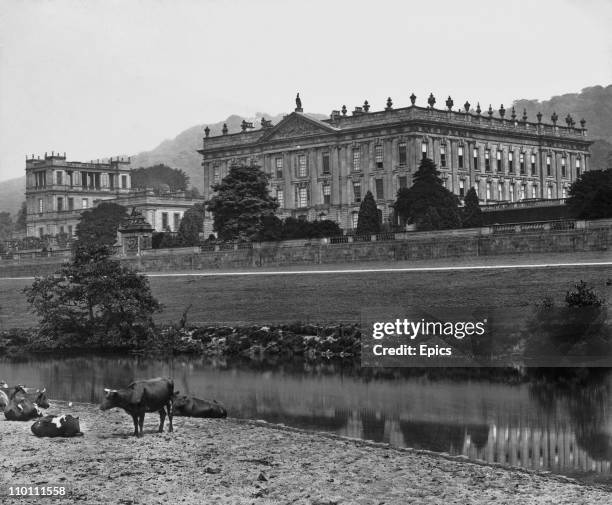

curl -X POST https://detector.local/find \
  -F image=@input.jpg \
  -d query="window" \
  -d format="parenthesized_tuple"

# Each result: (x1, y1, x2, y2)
(532, 185, 537, 199)
(352, 148, 361, 171)
(576, 158, 581, 177)
(59, 225, 64, 234)
(421, 142, 428, 159)
(108, 173, 115, 189)
(322, 152, 330, 174)
(68, 225, 73, 236)
(276, 188, 284, 208)
(398, 142, 407, 166)
(38, 227, 44, 238)
(38, 198, 43, 213)
(473, 182, 479, 197)
(531, 154, 537, 175)
(486, 182, 491, 201)
(496, 150, 502, 172)
(274, 158, 283, 179)
(546, 156, 552, 177)
(547, 186, 552, 199)
(497, 182, 503, 201)
(473, 148, 479, 170)
(173, 213, 180, 232)
(459, 179, 465, 197)
(213, 165, 221, 184)
(485, 150, 491, 172)
(520, 185, 526, 200)
(353, 181, 362, 202)
(56, 171, 63, 185)
(162, 212, 169, 230)
(398, 176, 407, 189)
(297, 187, 308, 207)
(508, 152, 513, 173)
(458, 146, 464, 169)
(57, 197, 63, 212)
(519, 153, 525, 174)
(351, 213, 359, 229)
(298, 155, 307, 177)
(68, 197, 74, 210)
(322, 183, 331, 205)
(375, 179, 384, 200)
(561, 157, 566, 178)
(121, 175, 128, 188)
(82, 198, 88, 209)
(375, 144, 383, 169)
(440, 145, 447, 168)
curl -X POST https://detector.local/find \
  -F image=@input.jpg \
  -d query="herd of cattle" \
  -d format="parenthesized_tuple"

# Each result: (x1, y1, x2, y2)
(0, 377, 227, 438)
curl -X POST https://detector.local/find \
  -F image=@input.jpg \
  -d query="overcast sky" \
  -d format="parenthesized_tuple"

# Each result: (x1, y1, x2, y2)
(0, 0, 611, 182)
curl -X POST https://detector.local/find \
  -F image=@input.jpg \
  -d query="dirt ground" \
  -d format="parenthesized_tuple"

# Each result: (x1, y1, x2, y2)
(1, 400, 611, 505)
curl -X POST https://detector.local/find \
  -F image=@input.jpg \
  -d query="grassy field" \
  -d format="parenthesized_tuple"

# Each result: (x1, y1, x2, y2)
(0, 259, 610, 329)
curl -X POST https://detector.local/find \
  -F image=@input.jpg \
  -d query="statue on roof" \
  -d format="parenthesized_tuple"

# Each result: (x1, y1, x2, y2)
(295, 93, 303, 112)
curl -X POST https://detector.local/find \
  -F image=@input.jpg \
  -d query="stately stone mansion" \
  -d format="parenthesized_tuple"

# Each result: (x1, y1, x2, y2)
(199, 94, 592, 231)
(25, 152, 203, 238)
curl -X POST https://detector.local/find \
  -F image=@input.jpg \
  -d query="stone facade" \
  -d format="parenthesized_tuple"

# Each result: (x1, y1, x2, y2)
(198, 95, 592, 234)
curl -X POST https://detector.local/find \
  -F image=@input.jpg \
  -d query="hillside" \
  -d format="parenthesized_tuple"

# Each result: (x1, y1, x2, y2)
(0, 176, 26, 217)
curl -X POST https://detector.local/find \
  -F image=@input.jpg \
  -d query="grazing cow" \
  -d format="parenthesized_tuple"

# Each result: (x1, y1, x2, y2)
(172, 394, 227, 418)
(99, 377, 174, 437)
(31, 415, 83, 438)
(4, 387, 45, 421)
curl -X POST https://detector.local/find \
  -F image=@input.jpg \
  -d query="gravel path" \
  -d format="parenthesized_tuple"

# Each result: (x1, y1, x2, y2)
(1, 401, 610, 504)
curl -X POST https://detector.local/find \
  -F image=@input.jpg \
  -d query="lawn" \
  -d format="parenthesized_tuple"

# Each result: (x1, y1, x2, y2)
(1, 262, 610, 329)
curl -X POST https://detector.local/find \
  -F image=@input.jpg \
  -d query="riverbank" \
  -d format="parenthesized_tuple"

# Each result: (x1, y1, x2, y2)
(1, 400, 610, 504)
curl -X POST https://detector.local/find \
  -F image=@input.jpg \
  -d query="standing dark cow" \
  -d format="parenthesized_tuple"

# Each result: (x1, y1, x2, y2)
(99, 377, 174, 437)
(4, 386, 48, 421)
(172, 395, 227, 418)
(31, 415, 83, 437)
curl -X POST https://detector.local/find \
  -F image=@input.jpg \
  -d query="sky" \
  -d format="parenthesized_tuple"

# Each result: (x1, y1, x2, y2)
(0, 0, 611, 182)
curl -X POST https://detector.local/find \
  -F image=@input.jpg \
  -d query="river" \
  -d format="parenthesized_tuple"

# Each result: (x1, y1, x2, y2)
(2, 355, 611, 487)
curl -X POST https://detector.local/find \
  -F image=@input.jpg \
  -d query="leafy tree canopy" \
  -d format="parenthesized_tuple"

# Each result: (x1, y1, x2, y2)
(258, 217, 342, 241)
(131, 164, 190, 193)
(461, 187, 483, 228)
(393, 157, 461, 231)
(0, 211, 13, 242)
(206, 164, 278, 241)
(356, 191, 381, 235)
(15, 201, 27, 232)
(177, 203, 206, 246)
(76, 202, 128, 246)
(24, 243, 161, 343)
(567, 169, 612, 219)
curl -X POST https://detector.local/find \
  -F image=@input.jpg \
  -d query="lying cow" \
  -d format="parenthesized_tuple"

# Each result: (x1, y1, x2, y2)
(100, 377, 174, 437)
(0, 389, 8, 411)
(172, 394, 227, 418)
(31, 415, 83, 438)
(4, 386, 49, 421)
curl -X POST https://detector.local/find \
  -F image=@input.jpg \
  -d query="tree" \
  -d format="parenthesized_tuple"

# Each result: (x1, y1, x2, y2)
(393, 187, 412, 227)
(356, 191, 381, 235)
(205, 164, 278, 241)
(76, 202, 128, 246)
(24, 243, 161, 343)
(177, 203, 205, 246)
(461, 187, 484, 228)
(15, 201, 27, 232)
(393, 157, 461, 231)
(567, 169, 612, 219)
(0, 212, 13, 242)
(130, 164, 190, 193)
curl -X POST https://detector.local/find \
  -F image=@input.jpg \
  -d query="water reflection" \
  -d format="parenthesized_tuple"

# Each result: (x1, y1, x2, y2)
(1, 355, 611, 485)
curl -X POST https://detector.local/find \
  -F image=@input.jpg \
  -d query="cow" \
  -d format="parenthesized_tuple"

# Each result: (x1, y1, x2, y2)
(100, 377, 174, 437)
(31, 415, 83, 438)
(0, 389, 8, 411)
(172, 394, 227, 418)
(1, 383, 49, 408)
(4, 386, 47, 421)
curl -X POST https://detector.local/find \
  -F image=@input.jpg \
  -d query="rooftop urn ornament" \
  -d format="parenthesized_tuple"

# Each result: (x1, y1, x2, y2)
(487, 104, 493, 117)
(410, 93, 416, 105)
(261, 117, 273, 128)
(204, 126, 210, 138)
(427, 93, 436, 109)
(385, 97, 393, 110)
(464, 101, 470, 112)
(476, 102, 482, 115)
(499, 104, 506, 118)
(565, 113, 573, 127)
(522, 108, 528, 122)
(341, 105, 347, 116)
(363, 100, 370, 112)
(445, 96, 454, 111)
(551, 112, 558, 125)
(511, 107, 516, 120)
(580, 118, 586, 128)
(295, 92, 303, 112)
(222, 123, 228, 135)
(537, 111, 542, 123)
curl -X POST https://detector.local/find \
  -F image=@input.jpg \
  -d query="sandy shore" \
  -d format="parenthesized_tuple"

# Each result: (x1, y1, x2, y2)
(1, 400, 610, 505)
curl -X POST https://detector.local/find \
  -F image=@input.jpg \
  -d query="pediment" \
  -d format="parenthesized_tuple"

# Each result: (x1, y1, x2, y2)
(259, 113, 336, 142)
